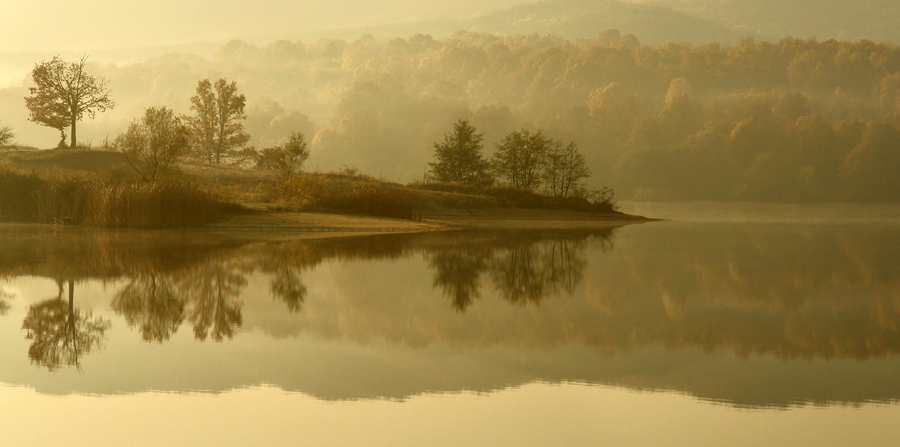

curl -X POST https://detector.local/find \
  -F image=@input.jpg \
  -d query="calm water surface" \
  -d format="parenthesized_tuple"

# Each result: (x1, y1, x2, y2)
(2, 205, 900, 446)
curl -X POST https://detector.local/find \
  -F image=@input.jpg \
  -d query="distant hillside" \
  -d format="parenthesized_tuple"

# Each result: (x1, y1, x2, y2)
(465, 0, 742, 44)
(644, 0, 900, 43)
(302, 0, 744, 45)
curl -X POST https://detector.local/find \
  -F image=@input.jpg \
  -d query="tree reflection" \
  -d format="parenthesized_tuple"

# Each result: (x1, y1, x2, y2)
(490, 246, 547, 304)
(111, 273, 185, 342)
(178, 261, 246, 341)
(429, 251, 491, 312)
(0, 289, 13, 316)
(21, 280, 110, 371)
(270, 266, 306, 313)
(428, 234, 597, 310)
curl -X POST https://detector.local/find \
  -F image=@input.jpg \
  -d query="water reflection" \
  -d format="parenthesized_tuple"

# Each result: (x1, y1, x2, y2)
(427, 233, 610, 309)
(0, 288, 12, 316)
(22, 279, 110, 371)
(1, 223, 900, 407)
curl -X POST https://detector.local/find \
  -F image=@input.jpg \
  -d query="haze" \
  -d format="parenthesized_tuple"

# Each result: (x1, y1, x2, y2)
(2, 0, 528, 52)
(2, 0, 899, 202)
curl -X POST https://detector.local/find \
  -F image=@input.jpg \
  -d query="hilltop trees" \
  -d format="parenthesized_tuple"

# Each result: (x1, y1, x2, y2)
(185, 78, 250, 164)
(429, 119, 492, 185)
(114, 106, 188, 181)
(24, 56, 115, 149)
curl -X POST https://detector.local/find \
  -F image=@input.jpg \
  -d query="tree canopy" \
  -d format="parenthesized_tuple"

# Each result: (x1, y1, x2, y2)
(24, 56, 114, 149)
(114, 106, 188, 181)
(492, 129, 551, 191)
(185, 78, 250, 164)
(429, 119, 492, 184)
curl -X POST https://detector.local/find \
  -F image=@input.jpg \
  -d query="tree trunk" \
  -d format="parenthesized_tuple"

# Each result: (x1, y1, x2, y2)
(70, 119, 76, 149)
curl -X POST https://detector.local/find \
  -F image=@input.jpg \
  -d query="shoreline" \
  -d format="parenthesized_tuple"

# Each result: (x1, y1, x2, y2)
(201, 209, 654, 241)
(0, 209, 654, 242)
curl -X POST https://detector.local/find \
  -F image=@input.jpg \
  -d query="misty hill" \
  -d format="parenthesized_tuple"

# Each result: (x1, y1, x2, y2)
(465, 0, 742, 44)
(645, 0, 900, 44)
(305, 0, 744, 45)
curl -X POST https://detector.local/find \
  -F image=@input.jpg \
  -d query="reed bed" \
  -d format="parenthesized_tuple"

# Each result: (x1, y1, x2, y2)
(0, 163, 235, 227)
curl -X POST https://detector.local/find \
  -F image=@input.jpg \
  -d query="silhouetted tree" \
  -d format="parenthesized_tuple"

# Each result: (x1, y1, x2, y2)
(185, 78, 250, 164)
(114, 106, 188, 181)
(429, 119, 492, 184)
(492, 129, 550, 191)
(24, 56, 115, 149)
(21, 280, 110, 371)
(542, 140, 590, 198)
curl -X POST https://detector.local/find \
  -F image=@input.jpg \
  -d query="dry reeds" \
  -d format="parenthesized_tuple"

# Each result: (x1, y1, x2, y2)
(0, 163, 236, 227)
(274, 173, 421, 220)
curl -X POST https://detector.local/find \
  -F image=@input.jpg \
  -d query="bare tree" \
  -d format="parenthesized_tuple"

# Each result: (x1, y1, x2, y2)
(24, 56, 115, 149)
(114, 106, 188, 181)
(185, 78, 250, 164)
(542, 140, 590, 198)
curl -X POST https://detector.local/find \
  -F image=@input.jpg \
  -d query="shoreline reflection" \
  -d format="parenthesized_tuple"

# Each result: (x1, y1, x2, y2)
(1, 224, 899, 407)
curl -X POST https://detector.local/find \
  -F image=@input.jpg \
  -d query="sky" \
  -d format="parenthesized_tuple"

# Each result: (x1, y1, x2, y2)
(1, 0, 528, 53)
(0, 0, 526, 86)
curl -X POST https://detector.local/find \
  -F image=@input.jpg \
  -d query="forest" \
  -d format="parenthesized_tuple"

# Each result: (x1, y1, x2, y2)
(3, 30, 900, 202)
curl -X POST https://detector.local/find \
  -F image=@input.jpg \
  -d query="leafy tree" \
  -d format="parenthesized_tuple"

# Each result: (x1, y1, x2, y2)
(542, 140, 590, 198)
(0, 125, 14, 147)
(429, 119, 492, 184)
(492, 129, 550, 191)
(24, 56, 115, 149)
(270, 132, 310, 179)
(114, 106, 188, 181)
(185, 78, 250, 164)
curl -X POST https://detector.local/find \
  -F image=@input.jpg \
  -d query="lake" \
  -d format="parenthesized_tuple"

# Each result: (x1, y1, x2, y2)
(2, 204, 900, 446)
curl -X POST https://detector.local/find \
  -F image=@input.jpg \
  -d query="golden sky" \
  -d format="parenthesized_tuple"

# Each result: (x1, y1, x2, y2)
(1, 0, 526, 53)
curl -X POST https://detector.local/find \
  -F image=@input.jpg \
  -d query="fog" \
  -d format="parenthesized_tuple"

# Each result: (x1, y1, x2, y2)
(3, 0, 900, 202)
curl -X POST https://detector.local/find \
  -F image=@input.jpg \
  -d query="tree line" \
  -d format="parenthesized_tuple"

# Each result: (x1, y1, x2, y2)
(6, 32, 900, 201)
(18, 56, 308, 182)
(428, 119, 592, 199)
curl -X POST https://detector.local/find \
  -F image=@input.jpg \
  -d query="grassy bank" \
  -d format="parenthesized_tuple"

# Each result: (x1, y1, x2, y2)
(268, 173, 421, 220)
(0, 163, 237, 227)
(1, 149, 629, 227)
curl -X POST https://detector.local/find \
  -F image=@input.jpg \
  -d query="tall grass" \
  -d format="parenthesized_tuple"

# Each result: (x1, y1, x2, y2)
(0, 163, 235, 227)
(273, 173, 421, 220)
